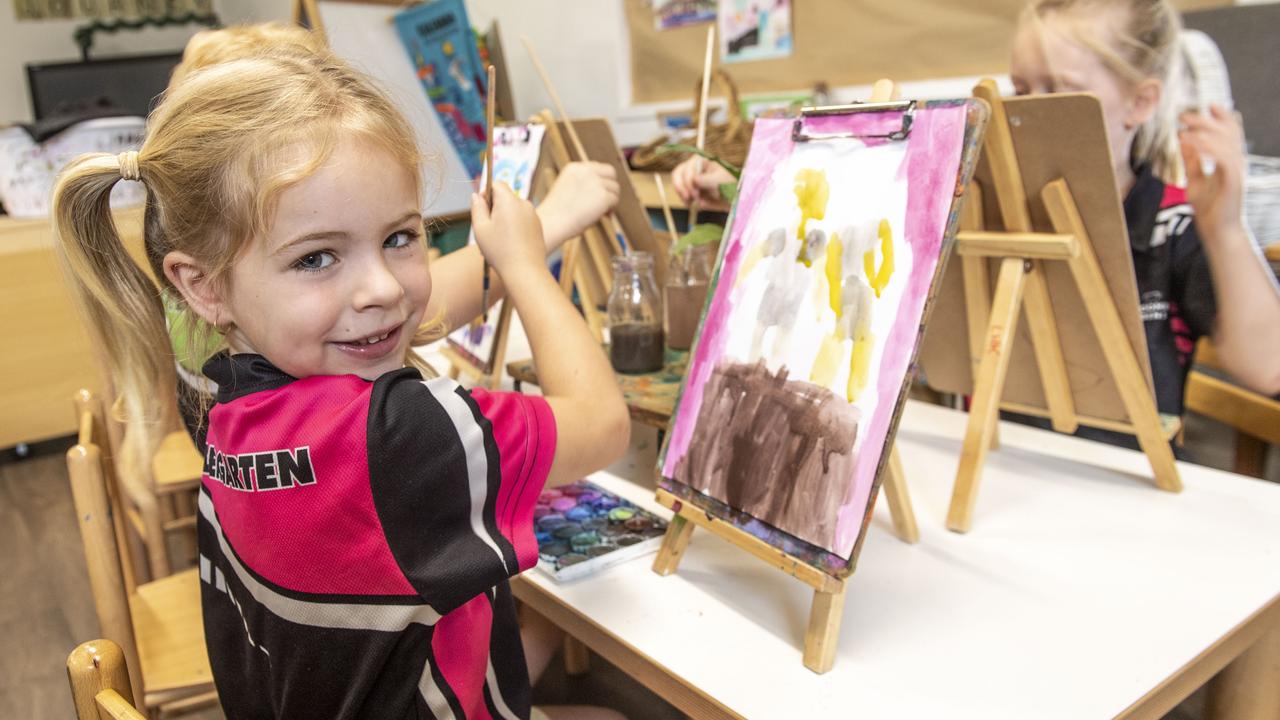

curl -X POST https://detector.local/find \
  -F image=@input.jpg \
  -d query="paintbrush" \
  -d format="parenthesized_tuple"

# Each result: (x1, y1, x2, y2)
(520, 35, 630, 257)
(689, 25, 715, 230)
(482, 64, 496, 323)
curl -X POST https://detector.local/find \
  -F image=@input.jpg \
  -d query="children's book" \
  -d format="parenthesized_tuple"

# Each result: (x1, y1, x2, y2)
(534, 481, 668, 582)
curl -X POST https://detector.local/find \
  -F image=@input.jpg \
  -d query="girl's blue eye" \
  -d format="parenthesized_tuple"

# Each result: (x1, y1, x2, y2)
(386, 229, 418, 250)
(294, 251, 335, 272)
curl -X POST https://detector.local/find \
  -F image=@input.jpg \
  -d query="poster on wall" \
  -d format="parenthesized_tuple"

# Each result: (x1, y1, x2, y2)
(446, 123, 546, 372)
(718, 0, 792, 63)
(658, 100, 986, 575)
(393, 0, 489, 180)
(654, 0, 717, 30)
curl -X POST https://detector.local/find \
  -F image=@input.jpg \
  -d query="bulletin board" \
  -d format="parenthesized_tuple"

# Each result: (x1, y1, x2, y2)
(625, 0, 1230, 105)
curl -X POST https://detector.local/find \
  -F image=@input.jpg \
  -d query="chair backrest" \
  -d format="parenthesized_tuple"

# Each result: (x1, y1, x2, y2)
(68, 391, 144, 698)
(67, 639, 146, 720)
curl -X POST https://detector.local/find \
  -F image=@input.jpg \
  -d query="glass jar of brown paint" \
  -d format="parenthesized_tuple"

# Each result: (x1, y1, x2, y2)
(607, 252, 664, 374)
(663, 244, 712, 351)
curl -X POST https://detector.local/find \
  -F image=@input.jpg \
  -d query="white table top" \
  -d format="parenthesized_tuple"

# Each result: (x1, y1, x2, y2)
(517, 400, 1280, 719)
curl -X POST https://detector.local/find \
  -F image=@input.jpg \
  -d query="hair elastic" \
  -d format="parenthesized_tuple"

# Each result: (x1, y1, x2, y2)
(117, 151, 141, 181)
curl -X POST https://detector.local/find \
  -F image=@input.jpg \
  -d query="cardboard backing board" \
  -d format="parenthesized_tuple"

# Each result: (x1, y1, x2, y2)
(556, 118, 669, 287)
(917, 93, 1154, 424)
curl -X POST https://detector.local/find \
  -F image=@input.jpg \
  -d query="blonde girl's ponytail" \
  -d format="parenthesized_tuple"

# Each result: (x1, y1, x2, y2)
(53, 152, 178, 481)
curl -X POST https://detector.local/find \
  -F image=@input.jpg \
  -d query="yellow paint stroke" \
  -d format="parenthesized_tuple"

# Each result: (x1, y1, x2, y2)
(810, 333, 845, 388)
(735, 243, 767, 289)
(848, 331, 874, 403)
(863, 218, 895, 298)
(793, 169, 829, 263)
(824, 232, 843, 321)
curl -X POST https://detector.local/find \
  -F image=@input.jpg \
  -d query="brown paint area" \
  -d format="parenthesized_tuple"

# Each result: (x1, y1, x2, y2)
(673, 360, 860, 551)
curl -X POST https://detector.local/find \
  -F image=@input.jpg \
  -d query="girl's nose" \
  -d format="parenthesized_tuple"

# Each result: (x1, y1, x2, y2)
(352, 258, 405, 310)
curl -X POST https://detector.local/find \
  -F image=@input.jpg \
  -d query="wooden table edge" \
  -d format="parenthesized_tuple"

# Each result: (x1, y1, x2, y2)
(512, 576, 744, 720)
(1115, 591, 1280, 719)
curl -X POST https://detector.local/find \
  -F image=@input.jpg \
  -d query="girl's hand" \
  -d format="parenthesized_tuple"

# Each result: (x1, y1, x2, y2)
(671, 155, 734, 210)
(471, 182, 546, 277)
(536, 161, 619, 249)
(1179, 105, 1247, 241)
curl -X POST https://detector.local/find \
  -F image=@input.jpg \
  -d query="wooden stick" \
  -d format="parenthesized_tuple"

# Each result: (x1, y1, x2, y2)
(653, 173, 680, 248)
(482, 65, 496, 322)
(689, 25, 716, 229)
(520, 35, 629, 255)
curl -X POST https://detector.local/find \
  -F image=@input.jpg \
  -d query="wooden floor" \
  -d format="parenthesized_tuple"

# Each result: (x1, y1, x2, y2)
(2, 411, 1272, 718)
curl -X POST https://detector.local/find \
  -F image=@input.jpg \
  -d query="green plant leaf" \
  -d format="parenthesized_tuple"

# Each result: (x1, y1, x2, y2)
(672, 223, 724, 256)
(718, 182, 738, 203)
(658, 144, 742, 179)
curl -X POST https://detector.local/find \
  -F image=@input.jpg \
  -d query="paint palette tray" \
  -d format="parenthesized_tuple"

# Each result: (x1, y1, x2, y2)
(534, 481, 668, 582)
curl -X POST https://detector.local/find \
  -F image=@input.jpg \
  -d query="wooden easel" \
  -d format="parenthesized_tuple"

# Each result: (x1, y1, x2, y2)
(942, 81, 1182, 533)
(652, 80, 927, 675)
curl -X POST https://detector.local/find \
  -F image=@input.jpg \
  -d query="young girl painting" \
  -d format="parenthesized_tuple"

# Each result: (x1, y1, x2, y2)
(55, 50, 629, 720)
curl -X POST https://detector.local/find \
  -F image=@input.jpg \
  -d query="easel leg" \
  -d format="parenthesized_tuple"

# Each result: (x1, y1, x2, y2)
(947, 257, 1028, 533)
(802, 584, 848, 674)
(562, 636, 591, 676)
(961, 255, 1000, 451)
(1043, 179, 1182, 493)
(882, 445, 919, 544)
(1206, 619, 1280, 720)
(651, 514, 695, 576)
(1022, 261, 1078, 433)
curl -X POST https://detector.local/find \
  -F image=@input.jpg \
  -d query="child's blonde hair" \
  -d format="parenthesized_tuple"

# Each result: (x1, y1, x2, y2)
(1022, 0, 1185, 183)
(54, 51, 442, 480)
(170, 22, 329, 86)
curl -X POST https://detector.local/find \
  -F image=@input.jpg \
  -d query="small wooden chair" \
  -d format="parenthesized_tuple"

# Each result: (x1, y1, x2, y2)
(68, 389, 216, 717)
(1186, 339, 1280, 477)
(67, 640, 147, 720)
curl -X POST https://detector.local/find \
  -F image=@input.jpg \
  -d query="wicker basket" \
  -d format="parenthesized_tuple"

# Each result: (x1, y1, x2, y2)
(1245, 154, 1280, 248)
(631, 68, 753, 173)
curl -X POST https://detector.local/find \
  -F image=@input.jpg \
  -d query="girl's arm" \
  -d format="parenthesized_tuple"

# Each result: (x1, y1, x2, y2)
(1180, 106, 1280, 394)
(470, 185, 629, 486)
(427, 161, 618, 331)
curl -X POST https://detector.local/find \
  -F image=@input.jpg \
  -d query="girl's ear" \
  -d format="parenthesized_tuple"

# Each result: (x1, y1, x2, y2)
(1126, 77, 1163, 130)
(164, 251, 231, 328)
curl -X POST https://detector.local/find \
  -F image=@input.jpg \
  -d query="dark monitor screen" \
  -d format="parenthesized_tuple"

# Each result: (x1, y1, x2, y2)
(26, 52, 182, 121)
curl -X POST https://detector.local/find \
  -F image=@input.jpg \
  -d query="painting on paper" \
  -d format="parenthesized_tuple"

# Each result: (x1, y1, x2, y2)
(659, 100, 986, 574)
(718, 0, 791, 63)
(446, 123, 545, 372)
(654, 0, 716, 30)
(394, 0, 489, 179)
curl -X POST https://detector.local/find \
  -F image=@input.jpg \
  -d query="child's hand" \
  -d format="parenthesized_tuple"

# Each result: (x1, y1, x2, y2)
(537, 161, 619, 248)
(1180, 105, 1247, 241)
(471, 182, 546, 277)
(671, 155, 734, 210)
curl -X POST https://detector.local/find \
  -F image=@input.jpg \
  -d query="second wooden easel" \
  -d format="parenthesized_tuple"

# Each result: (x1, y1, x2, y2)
(943, 80, 1182, 533)
(653, 80, 922, 676)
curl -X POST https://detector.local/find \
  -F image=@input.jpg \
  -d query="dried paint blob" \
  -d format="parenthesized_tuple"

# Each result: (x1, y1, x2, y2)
(559, 485, 587, 497)
(608, 507, 637, 523)
(565, 506, 594, 522)
(570, 531, 601, 551)
(536, 514, 568, 532)
(550, 497, 577, 513)
(552, 523, 584, 540)
(585, 545, 614, 558)
(533, 505, 552, 520)
(577, 490, 602, 504)
(623, 516, 653, 533)
(616, 534, 644, 547)
(582, 516, 608, 531)
(539, 541, 571, 558)
(556, 553, 589, 569)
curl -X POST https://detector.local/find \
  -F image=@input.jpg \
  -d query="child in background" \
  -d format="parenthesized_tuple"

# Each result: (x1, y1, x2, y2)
(55, 50, 629, 720)
(165, 23, 623, 385)
(1011, 0, 1280, 420)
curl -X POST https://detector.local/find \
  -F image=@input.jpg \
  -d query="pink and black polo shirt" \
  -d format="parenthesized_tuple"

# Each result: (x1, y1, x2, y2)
(196, 353, 556, 719)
